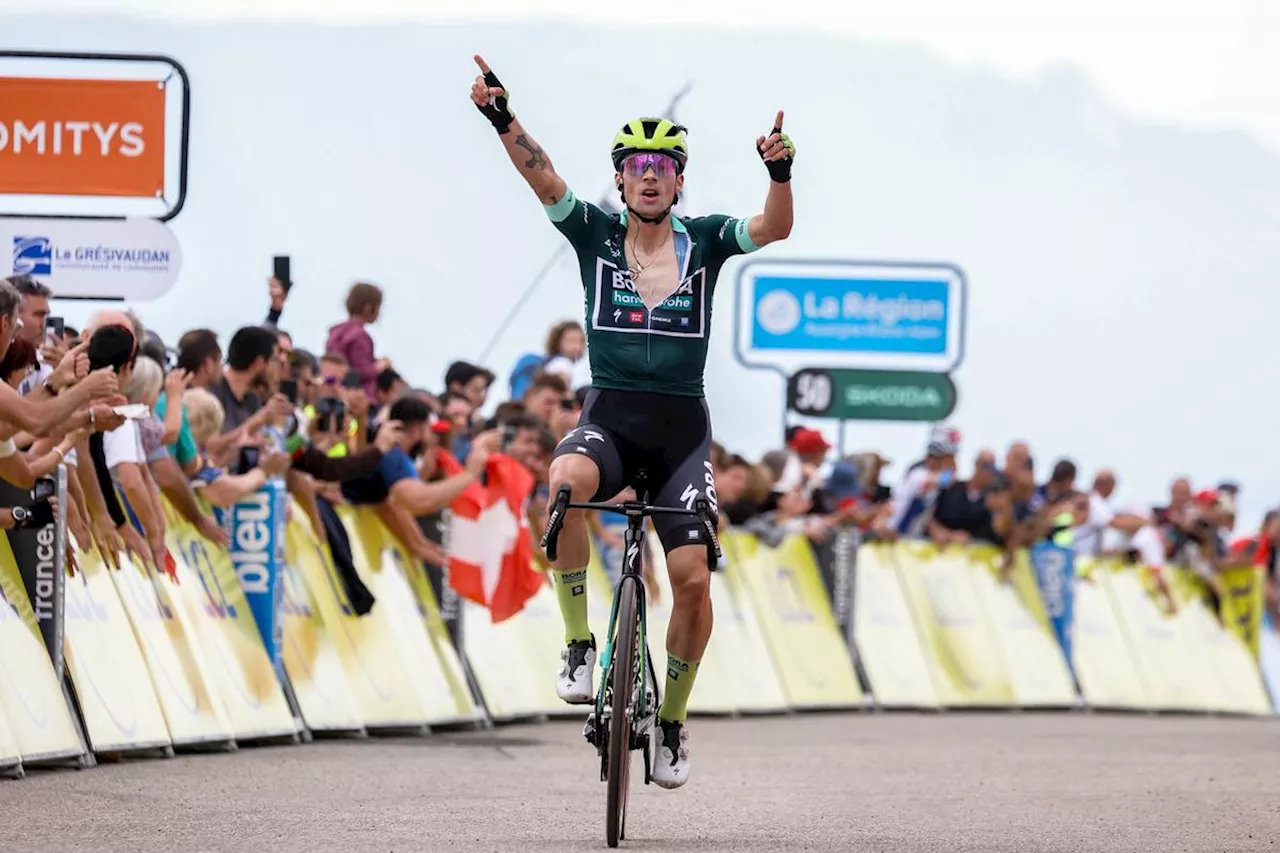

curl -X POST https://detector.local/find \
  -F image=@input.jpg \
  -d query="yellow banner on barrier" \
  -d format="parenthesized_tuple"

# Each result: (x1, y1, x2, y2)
(109, 551, 234, 746)
(277, 550, 364, 733)
(707, 532, 788, 714)
(167, 525, 297, 741)
(1168, 570, 1271, 715)
(1100, 563, 1205, 711)
(63, 549, 171, 753)
(851, 543, 939, 709)
(737, 534, 863, 709)
(969, 548, 1076, 708)
(1070, 559, 1148, 710)
(1219, 565, 1264, 659)
(0, 541, 83, 762)
(386, 545, 480, 725)
(339, 508, 473, 725)
(0, 699, 19, 770)
(461, 596, 553, 720)
(381, 539, 483, 724)
(511, 574, 589, 718)
(283, 519, 428, 730)
(894, 542, 1013, 707)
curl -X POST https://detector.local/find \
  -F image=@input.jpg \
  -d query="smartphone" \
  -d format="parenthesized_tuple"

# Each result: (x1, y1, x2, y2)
(45, 316, 64, 343)
(341, 370, 363, 390)
(273, 255, 292, 294)
(279, 378, 298, 404)
(238, 446, 261, 475)
(33, 476, 55, 502)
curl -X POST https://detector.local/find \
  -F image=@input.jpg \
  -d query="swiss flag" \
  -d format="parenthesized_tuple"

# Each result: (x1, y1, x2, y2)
(439, 450, 545, 623)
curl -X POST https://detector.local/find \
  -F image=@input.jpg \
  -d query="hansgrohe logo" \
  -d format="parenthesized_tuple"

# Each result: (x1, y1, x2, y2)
(611, 291, 693, 311)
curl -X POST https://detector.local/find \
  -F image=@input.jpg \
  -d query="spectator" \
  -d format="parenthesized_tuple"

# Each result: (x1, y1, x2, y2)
(176, 329, 223, 391)
(210, 325, 292, 467)
(9, 276, 58, 397)
(1072, 469, 1149, 558)
(318, 351, 348, 385)
(508, 319, 586, 399)
(325, 282, 389, 398)
(375, 367, 408, 413)
(523, 371, 571, 427)
(444, 361, 495, 413)
(89, 324, 168, 569)
(1230, 510, 1280, 623)
(340, 395, 492, 518)
(881, 432, 957, 540)
(928, 450, 1013, 547)
(184, 388, 291, 506)
(0, 337, 39, 391)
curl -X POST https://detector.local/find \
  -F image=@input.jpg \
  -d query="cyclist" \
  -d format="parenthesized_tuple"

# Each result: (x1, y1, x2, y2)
(470, 55, 795, 789)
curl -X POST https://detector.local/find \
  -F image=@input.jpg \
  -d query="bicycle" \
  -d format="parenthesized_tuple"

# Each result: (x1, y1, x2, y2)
(540, 479, 722, 849)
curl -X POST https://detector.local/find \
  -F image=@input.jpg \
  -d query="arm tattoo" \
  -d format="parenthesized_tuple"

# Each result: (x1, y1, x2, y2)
(514, 134, 548, 170)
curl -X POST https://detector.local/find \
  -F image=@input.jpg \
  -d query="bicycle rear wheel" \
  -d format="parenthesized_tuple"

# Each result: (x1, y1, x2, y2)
(606, 575, 639, 848)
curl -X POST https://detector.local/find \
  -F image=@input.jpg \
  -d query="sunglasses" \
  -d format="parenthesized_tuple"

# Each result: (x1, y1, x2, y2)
(622, 152, 679, 178)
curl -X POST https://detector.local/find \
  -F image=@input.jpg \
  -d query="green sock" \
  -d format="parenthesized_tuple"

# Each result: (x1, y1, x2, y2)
(555, 569, 591, 644)
(658, 654, 700, 722)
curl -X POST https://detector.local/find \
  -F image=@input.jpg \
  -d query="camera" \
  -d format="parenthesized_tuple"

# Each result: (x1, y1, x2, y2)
(313, 396, 347, 433)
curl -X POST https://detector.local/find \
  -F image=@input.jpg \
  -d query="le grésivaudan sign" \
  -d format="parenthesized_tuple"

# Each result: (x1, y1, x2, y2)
(2, 217, 181, 301)
(734, 259, 967, 375)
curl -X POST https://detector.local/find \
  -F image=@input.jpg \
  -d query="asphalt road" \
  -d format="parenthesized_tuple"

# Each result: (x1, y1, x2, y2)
(4, 712, 1279, 853)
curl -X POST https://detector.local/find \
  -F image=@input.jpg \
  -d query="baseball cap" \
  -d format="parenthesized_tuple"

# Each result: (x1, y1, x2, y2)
(788, 428, 832, 457)
(824, 460, 863, 502)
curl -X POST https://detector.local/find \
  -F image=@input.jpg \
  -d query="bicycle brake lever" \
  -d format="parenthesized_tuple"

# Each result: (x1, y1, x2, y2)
(542, 484, 572, 562)
(693, 498, 723, 571)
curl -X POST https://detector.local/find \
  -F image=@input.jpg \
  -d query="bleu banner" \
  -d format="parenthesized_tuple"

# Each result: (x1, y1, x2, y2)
(215, 480, 288, 675)
(1030, 542, 1075, 676)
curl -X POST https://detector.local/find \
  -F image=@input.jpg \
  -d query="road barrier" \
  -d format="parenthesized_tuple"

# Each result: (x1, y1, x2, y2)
(0, 488, 1274, 778)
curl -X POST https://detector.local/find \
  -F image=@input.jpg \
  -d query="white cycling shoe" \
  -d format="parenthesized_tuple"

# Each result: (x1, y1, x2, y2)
(651, 718, 691, 789)
(557, 636, 597, 705)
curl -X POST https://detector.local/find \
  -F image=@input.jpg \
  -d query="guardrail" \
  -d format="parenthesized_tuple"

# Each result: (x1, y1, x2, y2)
(0, 483, 1275, 778)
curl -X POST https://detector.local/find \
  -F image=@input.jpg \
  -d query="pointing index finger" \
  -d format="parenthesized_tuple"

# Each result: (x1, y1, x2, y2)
(474, 54, 491, 74)
(773, 109, 784, 133)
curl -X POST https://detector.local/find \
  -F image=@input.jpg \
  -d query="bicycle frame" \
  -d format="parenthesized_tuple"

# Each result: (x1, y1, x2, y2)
(593, 515, 658, 780)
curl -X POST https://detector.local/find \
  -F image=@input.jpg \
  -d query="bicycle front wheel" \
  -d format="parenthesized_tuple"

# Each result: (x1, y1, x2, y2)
(605, 575, 639, 848)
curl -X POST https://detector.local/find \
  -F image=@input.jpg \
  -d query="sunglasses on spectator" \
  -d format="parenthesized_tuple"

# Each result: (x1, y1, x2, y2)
(622, 152, 679, 178)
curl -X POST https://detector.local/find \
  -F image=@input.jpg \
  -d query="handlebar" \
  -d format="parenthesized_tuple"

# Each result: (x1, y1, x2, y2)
(540, 485, 723, 572)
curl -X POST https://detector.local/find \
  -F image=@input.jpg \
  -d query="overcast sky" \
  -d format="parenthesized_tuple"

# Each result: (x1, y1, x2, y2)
(3, 0, 1278, 530)
(8, 0, 1279, 153)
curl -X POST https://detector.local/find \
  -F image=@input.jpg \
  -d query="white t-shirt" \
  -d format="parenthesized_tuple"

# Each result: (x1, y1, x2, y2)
(17, 358, 52, 399)
(1072, 492, 1116, 556)
(102, 421, 145, 471)
(888, 465, 946, 538)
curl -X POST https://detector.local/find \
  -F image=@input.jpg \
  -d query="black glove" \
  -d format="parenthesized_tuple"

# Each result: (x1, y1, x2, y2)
(475, 69, 515, 135)
(757, 125, 796, 183)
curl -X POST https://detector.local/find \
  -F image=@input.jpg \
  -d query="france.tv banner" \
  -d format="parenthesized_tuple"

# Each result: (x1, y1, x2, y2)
(733, 260, 966, 374)
(215, 481, 289, 675)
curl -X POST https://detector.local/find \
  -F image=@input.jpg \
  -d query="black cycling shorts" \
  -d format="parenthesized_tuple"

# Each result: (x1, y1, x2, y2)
(551, 388, 716, 555)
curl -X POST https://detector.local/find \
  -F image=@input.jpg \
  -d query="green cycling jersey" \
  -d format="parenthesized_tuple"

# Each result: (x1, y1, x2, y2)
(544, 187, 761, 397)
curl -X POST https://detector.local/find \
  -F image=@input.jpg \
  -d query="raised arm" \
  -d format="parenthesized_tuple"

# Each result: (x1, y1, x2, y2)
(471, 55, 568, 206)
(747, 109, 796, 248)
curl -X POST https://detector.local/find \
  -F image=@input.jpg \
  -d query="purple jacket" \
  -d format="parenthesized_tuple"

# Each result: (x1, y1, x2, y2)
(325, 319, 378, 397)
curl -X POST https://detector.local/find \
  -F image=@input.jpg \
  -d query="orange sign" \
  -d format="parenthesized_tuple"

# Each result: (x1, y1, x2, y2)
(0, 77, 166, 198)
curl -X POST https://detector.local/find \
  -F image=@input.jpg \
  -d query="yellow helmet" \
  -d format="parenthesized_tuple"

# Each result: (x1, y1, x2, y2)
(610, 117, 689, 172)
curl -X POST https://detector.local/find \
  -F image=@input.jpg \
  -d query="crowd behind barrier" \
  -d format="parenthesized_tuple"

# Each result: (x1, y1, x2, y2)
(0, 273, 1277, 781)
